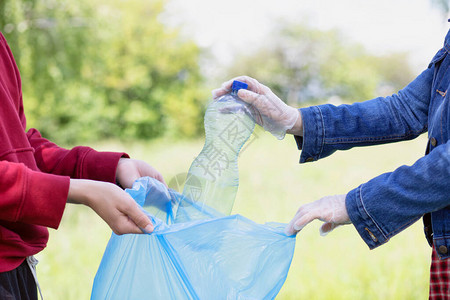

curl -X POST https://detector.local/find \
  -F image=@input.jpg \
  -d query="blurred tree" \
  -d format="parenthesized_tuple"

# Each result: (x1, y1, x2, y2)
(0, 0, 206, 144)
(0, 0, 443, 144)
(90, 0, 206, 140)
(225, 23, 414, 105)
(0, 0, 94, 141)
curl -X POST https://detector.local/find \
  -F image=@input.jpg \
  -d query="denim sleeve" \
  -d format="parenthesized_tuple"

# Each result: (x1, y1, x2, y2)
(345, 140, 450, 249)
(294, 67, 434, 163)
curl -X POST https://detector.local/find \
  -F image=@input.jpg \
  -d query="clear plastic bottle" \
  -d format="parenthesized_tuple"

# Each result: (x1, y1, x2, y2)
(178, 81, 256, 221)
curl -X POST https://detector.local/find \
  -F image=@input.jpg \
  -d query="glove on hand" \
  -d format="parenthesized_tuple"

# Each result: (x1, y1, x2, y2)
(285, 194, 351, 236)
(212, 76, 299, 140)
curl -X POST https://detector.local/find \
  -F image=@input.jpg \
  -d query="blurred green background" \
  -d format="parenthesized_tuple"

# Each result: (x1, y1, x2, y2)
(1, 0, 426, 144)
(1, 0, 449, 299)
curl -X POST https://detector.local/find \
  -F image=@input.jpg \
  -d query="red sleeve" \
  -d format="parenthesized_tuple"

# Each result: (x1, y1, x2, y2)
(26, 128, 129, 183)
(0, 160, 69, 228)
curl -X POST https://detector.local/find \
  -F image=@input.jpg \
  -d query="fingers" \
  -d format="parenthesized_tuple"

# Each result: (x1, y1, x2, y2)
(86, 181, 155, 235)
(212, 87, 229, 99)
(211, 78, 237, 99)
(112, 218, 144, 235)
(236, 89, 260, 105)
(285, 195, 351, 237)
(122, 200, 154, 234)
(142, 164, 167, 188)
(153, 170, 167, 188)
(226, 75, 263, 93)
(117, 159, 168, 189)
(294, 214, 315, 231)
(139, 161, 166, 187)
(212, 75, 266, 100)
(212, 78, 245, 99)
(285, 209, 317, 236)
(213, 84, 264, 110)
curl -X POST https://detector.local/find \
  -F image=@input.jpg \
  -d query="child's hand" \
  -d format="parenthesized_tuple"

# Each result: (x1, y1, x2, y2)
(68, 179, 154, 234)
(115, 158, 166, 189)
(284, 194, 351, 236)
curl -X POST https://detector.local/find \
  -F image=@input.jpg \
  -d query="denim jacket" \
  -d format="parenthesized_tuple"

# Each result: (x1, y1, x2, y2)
(294, 29, 450, 259)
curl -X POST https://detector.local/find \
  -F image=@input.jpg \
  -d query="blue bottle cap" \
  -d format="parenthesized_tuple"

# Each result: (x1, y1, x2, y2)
(231, 80, 248, 92)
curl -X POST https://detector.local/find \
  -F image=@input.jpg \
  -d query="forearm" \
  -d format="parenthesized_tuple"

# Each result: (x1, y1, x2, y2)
(27, 128, 128, 182)
(286, 110, 303, 136)
(294, 67, 433, 163)
(346, 140, 450, 249)
(0, 161, 68, 228)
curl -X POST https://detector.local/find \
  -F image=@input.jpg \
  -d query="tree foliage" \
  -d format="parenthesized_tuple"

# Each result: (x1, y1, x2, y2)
(0, 0, 207, 144)
(1, 2, 423, 144)
(225, 23, 415, 105)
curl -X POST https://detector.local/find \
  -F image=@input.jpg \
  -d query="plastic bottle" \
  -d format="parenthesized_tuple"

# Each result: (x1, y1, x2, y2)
(178, 81, 256, 222)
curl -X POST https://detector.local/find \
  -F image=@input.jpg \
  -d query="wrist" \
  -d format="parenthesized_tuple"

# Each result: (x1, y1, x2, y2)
(67, 179, 93, 205)
(116, 157, 128, 173)
(116, 157, 131, 182)
(287, 110, 303, 136)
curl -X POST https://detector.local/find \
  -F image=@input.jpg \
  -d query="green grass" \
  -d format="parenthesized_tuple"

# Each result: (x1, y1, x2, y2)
(37, 133, 431, 299)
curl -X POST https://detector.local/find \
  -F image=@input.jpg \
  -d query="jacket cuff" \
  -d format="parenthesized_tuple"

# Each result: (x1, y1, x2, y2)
(346, 185, 389, 249)
(296, 106, 325, 163)
(22, 171, 69, 229)
(80, 150, 129, 183)
(293, 134, 303, 150)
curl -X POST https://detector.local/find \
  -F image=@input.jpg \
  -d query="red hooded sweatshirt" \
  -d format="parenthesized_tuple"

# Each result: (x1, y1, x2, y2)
(0, 32, 128, 272)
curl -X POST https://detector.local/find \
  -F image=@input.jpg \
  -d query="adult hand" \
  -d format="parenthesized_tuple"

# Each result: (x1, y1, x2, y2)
(68, 179, 154, 235)
(116, 158, 166, 189)
(285, 194, 351, 236)
(212, 75, 303, 139)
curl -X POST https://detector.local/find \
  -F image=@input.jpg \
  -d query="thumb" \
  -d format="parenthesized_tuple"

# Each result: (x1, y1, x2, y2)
(319, 222, 340, 236)
(127, 203, 154, 233)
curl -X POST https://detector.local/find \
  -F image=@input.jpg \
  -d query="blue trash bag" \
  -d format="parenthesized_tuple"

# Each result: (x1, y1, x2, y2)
(90, 177, 296, 300)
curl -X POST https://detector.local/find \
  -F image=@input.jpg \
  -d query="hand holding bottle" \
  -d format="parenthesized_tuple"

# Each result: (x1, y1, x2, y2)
(212, 76, 302, 139)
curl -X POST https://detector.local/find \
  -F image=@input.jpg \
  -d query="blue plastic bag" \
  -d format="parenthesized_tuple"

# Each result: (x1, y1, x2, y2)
(91, 177, 296, 299)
